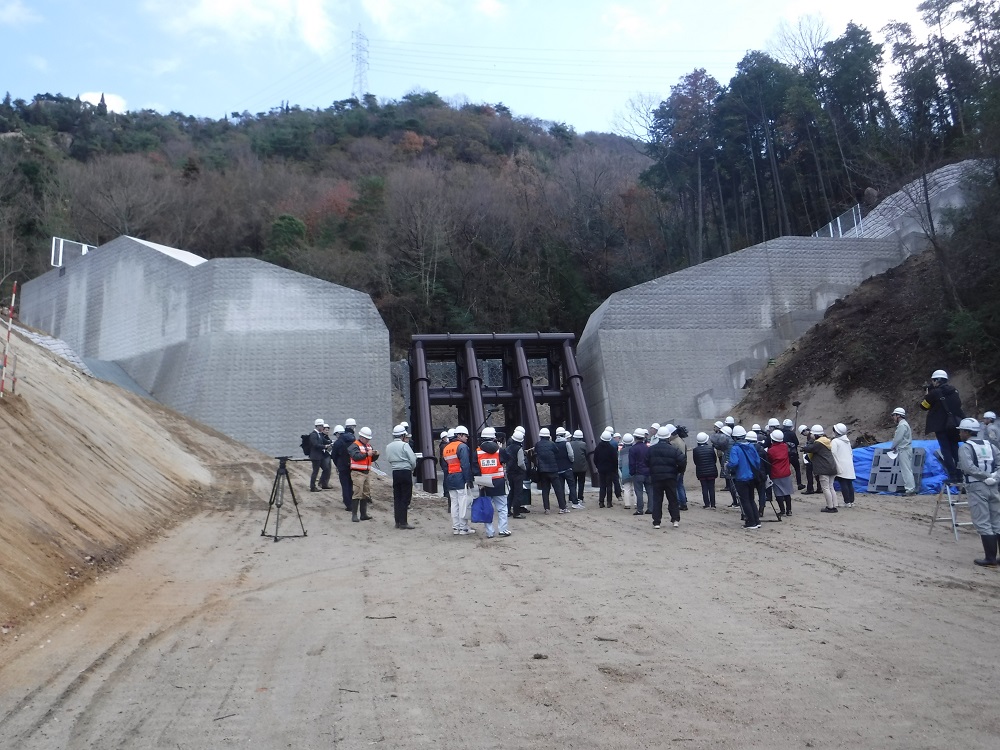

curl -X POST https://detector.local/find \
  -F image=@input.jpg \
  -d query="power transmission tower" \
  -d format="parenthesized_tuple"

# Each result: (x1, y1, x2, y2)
(352, 27, 369, 100)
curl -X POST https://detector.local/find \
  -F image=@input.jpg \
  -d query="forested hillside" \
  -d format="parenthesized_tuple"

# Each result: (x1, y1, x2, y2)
(1, 1, 999, 354)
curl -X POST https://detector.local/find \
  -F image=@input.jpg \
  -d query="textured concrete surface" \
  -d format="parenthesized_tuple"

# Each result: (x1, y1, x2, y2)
(19, 236, 391, 457)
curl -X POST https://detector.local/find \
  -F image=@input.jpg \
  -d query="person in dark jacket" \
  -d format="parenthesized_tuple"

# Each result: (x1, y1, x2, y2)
(802, 425, 840, 512)
(505, 428, 529, 518)
(798, 425, 816, 494)
(570, 429, 589, 502)
(782, 419, 804, 489)
(711, 424, 740, 507)
(555, 429, 579, 508)
(727, 426, 761, 529)
(648, 426, 687, 528)
(628, 428, 652, 515)
(747, 431, 771, 515)
(593, 429, 619, 508)
(921, 369, 965, 481)
(533, 428, 567, 513)
(331, 419, 358, 509)
(307, 418, 329, 492)
(692, 432, 718, 508)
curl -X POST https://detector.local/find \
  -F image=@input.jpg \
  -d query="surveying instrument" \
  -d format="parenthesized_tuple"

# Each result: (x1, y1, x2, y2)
(261, 456, 308, 542)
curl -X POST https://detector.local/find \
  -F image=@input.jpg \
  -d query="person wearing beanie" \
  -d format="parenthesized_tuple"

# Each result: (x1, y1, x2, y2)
(619, 433, 636, 509)
(831, 423, 856, 507)
(802, 426, 840, 512)
(692, 432, 718, 508)
(767, 430, 794, 515)
(505, 428, 530, 518)
(648, 426, 687, 528)
(629, 428, 652, 515)
(594, 429, 619, 507)
(956, 417, 1000, 566)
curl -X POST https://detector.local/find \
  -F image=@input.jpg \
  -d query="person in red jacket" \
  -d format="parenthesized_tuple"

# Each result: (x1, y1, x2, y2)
(767, 430, 795, 516)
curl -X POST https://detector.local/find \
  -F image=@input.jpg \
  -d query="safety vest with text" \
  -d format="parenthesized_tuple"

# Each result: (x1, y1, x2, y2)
(443, 441, 463, 474)
(965, 438, 994, 480)
(477, 448, 505, 480)
(350, 441, 373, 471)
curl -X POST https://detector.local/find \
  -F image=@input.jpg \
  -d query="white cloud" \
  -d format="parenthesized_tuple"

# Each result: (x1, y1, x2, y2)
(361, 0, 453, 37)
(146, 0, 337, 54)
(601, 2, 678, 46)
(80, 92, 128, 113)
(0, 0, 40, 25)
(476, 0, 506, 19)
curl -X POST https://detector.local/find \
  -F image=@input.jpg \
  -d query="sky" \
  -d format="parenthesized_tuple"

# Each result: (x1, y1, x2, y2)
(3, 0, 928, 134)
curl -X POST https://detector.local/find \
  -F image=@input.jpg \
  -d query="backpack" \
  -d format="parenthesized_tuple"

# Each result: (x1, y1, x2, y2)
(300, 433, 312, 457)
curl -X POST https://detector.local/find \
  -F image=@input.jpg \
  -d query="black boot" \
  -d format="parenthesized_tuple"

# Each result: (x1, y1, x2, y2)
(351, 499, 360, 522)
(974, 535, 999, 566)
(784, 498, 792, 516)
(360, 499, 372, 520)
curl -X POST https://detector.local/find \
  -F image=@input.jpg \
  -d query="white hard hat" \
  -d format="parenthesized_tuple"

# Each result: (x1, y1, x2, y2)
(663, 423, 676, 436)
(539, 427, 551, 438)
(314, 418, 324, 426)
(782, 419, 794, 428)
(440, 430, 448, 439)
(511, 427, 525, 439)
(323, 423, 330, 429)
(834, 423, 847, 435)
(751, 423, 761, 432)
(696, 432, 710, 444)
(892, 407, 906, 417)
(481, 426, 496, 439)
(745, 431, 757, 442)
(573, 429, 584, 439)
(334, 424, 344, 434)
(401, 421, 409, 429)
(655, 426, 671, 439)
(622, 432, 635, 445)
(732, 425, 747, 438)
(931, 369, 948, 380)
(959, 417, 981, 432)
(721, 426, 733, 436)
(714, 421, 724, 429)
(454, 425, 469, 436)
(604, 425, 613, 433)
(634, 427, 647, 437)
(392, 424, 406, 437)
(601, 430, 613, 441)
(725, 416, 735, 426)
(515, 425, 524, 434)
(810, 424, 824, 435)
(446, 428, 455, 438)
(770, 430, 784, 442)
(984, 411, 997, 420)
(767, 418, 780, 428)
(359, 426, 373, 439)
(798, 424, 808, 434)
(345, 418, 357, 427)
(556, 427, 567, 437)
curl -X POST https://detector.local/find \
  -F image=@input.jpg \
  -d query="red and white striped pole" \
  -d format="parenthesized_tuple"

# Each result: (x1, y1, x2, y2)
(1, 280, 16, 399)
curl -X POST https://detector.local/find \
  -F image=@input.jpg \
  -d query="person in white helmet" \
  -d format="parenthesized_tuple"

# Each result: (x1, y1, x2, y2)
(594, 430, 618, 508)
(443, 426, 475, 534)
(692, 432, 718, 508)
(648, 426, 687, 528)
(781, 419, 805, 490)
(618, 433, 636, 509)
(799, 425, 816, 494)
(727, 425, 761, 528)
(956, 418, 1000, 566)
(981, 411, 1000, 452)
(438, 429, 453, 504)
(505, 428, 530, 518)
(920, 369, 965, 482)
(533, 428, 567, 513)
(767, 430, 794, 515)
(890, 408, 916, 495)
(347, 427, 380, 521)
(385, 425, 417, 529)
(476, 427, 510, 538)
(710, 422, 739, 507)
(331, 420, 358, 510)
(802, 425, 839, 512)
(629, 428, 652, 515)
(831, 423, 856, 507)
(306, 418, 330, 492)
(570, 429, 589, 502)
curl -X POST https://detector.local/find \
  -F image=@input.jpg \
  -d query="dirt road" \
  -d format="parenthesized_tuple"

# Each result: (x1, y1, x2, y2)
(1, 477, 998, 750)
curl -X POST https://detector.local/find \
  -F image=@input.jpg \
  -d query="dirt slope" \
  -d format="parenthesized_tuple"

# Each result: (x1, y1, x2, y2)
(0, 329, 275, 630)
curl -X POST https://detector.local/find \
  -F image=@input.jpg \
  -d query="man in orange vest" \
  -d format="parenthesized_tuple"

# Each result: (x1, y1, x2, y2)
(443, 425, 475, 535)
(348, 426, 380, 522)
(476, 426, 510, 538)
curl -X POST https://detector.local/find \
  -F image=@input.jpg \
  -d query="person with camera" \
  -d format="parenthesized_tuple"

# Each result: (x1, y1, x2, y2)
(385, 424, 417, 529)
(956, 418, 1000, 566)
(348, 426, 379, 522)
(920, 369, 965, 482)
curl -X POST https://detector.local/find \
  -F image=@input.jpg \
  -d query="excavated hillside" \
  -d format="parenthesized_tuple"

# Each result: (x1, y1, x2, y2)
(736, 248, 990, 443)
(0, 329, 276, 631)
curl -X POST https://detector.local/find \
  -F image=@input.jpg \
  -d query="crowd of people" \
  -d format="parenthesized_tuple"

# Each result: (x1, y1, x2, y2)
(303, 370, 1000, 567)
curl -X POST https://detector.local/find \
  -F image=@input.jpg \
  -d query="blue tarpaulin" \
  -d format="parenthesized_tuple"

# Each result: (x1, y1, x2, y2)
(835, 440, 948, 496)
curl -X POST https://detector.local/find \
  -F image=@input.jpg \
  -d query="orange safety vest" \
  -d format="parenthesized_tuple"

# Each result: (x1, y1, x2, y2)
(442, 441, 463, 474)
(350, 440, 373, 471)
(477, 448, 505, 480)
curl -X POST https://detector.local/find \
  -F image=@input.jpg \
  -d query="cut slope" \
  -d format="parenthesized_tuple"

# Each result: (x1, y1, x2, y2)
(0, 330, 276, 629)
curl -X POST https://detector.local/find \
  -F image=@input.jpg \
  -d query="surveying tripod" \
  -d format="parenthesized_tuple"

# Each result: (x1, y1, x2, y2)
(261, 457, 308, 542)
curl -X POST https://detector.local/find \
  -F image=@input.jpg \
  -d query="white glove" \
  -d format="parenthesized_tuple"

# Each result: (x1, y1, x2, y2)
(985, 476, 997, 486)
